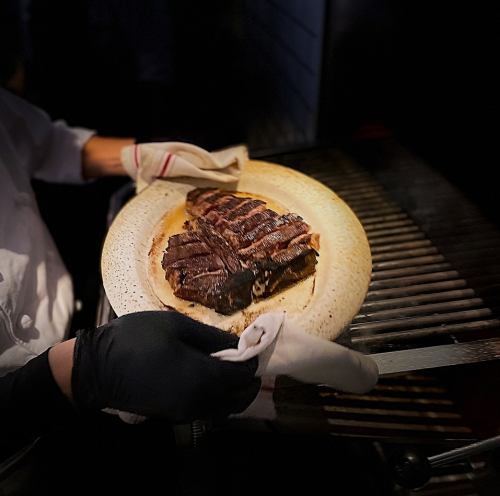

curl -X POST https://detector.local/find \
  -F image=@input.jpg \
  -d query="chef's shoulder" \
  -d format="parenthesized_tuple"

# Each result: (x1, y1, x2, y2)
(0, 86, 54, 137)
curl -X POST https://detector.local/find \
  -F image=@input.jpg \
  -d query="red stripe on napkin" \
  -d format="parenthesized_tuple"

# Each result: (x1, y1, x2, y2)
(159, 152, 174, 177)
(133, 145, 140, 169)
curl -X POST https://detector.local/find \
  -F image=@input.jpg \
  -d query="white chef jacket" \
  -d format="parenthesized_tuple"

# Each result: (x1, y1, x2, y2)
(0, 87, 95, 375)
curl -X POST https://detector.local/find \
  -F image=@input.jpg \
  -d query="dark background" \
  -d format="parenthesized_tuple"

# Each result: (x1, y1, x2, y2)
(3, 0, 496, 213)
(1, 0, 497, 326)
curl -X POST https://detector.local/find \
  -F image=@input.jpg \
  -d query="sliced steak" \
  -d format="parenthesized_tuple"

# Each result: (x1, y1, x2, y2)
(237, 213, 305, 249)
(190, 218, 242, 274)
(267, 250, 317, 294)
(231, 209, 279, 234)
(289, 232, 320, 251)
(162, 240, 211, 266)
(186, 189, 225, 216)
(161, 187, 319, 314)
(186, 189, 245, 217)
(238, 220, 310, 260)
(223, 199, 266, 222)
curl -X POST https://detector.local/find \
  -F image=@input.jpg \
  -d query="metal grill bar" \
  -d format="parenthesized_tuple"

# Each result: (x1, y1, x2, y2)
(371, 247, 440, 262)
(360, 289, 477, 311)
(372, 255, 446, 269)
(364, 219, 415, 230)
(326, 418, 472, 433)
(370, 240, 433, 254)
(359, 213, 409, 225)
(366, 280, 468, 300)
(323, 406, 462, 419)
(370, 263, 453, 280)
(367, 225, 421, 238)
(354, 298, 485, 322)
(355, 206, 403, 218)
(352, 320, 500, 345)
(358, 209, 408, 224)
(350, 309, 494, 334)
(369, 232, 427, 246)
(368, 271, 461, 288)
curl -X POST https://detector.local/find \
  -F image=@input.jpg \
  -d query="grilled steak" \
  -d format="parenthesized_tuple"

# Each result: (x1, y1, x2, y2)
(162, 188, 319, 314)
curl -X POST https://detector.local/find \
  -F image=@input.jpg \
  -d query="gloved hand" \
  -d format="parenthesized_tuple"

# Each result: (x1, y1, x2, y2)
(121, 141, 247, 192)
(72, 311, 261, 423)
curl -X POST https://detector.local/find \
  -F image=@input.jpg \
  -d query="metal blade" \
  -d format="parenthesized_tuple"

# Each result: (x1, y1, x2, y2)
(370, 338, 500, 375)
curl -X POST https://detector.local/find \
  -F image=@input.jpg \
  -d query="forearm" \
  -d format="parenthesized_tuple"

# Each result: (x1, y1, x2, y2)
(48, 338, 76, 400)
(81, 136, 134, 179)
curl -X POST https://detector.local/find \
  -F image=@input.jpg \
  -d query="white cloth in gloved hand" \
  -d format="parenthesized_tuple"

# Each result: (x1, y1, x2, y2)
(212, 312, 379, 394)
(121, 141, 247, 193)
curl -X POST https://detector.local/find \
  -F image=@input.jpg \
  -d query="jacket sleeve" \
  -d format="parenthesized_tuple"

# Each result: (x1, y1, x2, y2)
(0, 350, 77, 450)
(0, 87, 95, 184)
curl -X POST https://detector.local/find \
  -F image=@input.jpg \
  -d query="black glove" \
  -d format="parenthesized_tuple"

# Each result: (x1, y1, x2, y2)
(72, 311, 261, 423)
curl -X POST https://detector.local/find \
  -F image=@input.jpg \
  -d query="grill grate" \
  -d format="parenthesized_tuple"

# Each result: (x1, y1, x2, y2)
(322, 170, 498, 352)
(275, 373, 476, 446)
(261, 146, 500, 461)
(264, 147, 500, 355)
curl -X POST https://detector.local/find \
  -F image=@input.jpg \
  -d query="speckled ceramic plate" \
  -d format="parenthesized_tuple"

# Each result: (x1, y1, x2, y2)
(101, 160, 371, 340)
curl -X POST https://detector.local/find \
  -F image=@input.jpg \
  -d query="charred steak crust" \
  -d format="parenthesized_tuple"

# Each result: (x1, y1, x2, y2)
(161, 188, 319, 314)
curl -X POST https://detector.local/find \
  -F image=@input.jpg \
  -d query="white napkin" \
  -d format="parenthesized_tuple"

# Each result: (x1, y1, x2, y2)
(121, 141, 247, 193)
(103, 408, 146, 424)
(212, 312, 379, 394)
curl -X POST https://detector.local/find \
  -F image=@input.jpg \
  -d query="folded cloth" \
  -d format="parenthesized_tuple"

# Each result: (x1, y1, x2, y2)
(121, 141, 247, 193)
(212, 312, 379, 394)
(101, 408, 145, 424)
